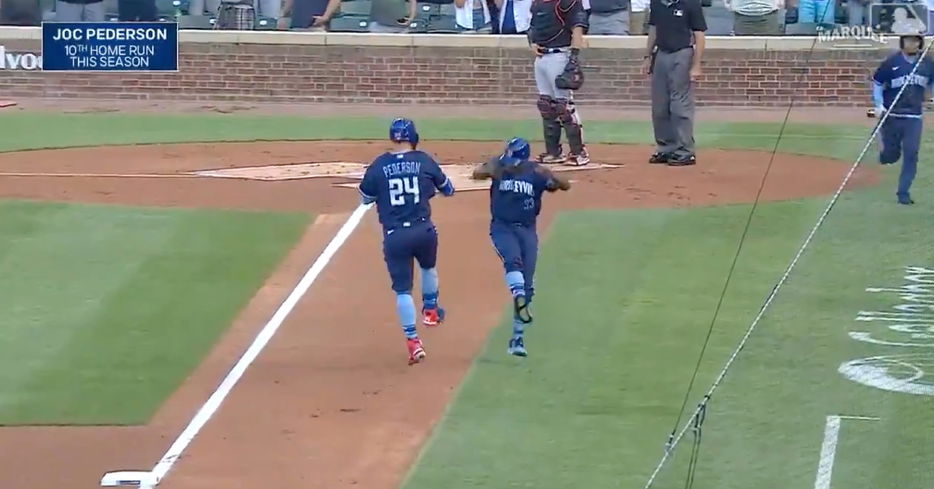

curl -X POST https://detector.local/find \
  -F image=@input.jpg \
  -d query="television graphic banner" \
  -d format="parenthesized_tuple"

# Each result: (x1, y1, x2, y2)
(41, 22, 179, 72)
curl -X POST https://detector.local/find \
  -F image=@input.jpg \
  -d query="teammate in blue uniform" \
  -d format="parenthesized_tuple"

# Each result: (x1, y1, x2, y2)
(358, 118, 456, 365)
(472, 137, 571, 357)
(872, 30, 934, 205)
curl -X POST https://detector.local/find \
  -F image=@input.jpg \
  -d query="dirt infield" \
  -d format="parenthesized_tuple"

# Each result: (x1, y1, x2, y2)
(0, 141, 877, 489)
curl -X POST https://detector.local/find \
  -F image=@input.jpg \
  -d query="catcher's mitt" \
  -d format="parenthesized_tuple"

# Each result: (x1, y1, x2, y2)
(555, 51, 584, 90)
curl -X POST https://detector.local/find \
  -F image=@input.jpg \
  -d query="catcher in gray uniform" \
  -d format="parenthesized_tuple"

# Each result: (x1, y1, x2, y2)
(528, 0, 590, 166)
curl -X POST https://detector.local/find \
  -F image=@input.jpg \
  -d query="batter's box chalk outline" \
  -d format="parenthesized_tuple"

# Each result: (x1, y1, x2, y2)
(193, 161, 368, 181)
(331, 162, 623, 192)
(194, 161, 623, 183)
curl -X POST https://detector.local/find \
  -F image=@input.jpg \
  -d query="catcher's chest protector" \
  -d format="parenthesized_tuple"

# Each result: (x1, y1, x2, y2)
(530, 0, 570, 46)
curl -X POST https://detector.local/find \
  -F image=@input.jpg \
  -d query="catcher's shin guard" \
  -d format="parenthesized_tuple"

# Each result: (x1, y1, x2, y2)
(557, 99, 585, 155)
(537, 95, 564, 157)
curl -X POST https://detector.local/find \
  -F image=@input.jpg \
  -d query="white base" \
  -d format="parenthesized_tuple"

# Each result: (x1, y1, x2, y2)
(101, 471, 156, 488)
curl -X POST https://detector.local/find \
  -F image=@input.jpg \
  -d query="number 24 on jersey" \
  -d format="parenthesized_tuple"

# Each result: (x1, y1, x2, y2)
(389, 176, 420, 206)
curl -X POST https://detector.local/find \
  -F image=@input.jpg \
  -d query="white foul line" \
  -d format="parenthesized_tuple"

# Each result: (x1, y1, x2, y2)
(813, 415, 880, 489)
(813, 416, 842, 489)
(101, 203, 372, 489)
(0, 172, 197, 178)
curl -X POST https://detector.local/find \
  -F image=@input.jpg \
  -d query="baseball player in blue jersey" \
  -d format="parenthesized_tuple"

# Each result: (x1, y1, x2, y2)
(358, 118, 456, 365)
(872, 30, 934, 205)
(471, 137, 571, 357)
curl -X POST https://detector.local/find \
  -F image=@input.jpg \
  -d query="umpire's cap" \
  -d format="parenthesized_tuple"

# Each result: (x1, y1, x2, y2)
(389, 118, 420, 146)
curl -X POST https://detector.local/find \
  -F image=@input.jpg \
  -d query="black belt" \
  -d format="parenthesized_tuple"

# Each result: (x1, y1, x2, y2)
(541, 47, 570, 54)
(658, 46, 693, 53)
(387, 217, 428, 233)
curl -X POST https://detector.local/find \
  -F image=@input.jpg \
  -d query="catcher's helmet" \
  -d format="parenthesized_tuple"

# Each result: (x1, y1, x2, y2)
(501, 137, 530, 166)
(389, 118, 420, 146)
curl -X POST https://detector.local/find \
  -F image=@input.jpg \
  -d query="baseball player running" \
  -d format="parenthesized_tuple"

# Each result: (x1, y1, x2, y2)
(872, 29, 934, 205)
(358, 118, 456, 365)
(471, 137, 571, 357)
(528, 0, 590, 166)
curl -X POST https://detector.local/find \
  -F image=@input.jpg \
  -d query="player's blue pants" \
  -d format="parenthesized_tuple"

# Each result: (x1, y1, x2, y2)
(490, 220, 538, 301)
(879, 116, 922, 199)
(382, 220, 438, 293)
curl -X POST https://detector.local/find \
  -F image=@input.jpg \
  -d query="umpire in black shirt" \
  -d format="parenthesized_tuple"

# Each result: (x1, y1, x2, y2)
(641, 0, 707, 166)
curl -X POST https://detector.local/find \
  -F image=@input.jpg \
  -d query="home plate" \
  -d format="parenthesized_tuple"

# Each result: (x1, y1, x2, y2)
(332, 162, 622, 192)
(100, 470, 156, 488)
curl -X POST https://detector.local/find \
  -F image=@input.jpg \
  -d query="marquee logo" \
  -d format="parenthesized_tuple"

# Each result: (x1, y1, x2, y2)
(0, 45, 43, 71)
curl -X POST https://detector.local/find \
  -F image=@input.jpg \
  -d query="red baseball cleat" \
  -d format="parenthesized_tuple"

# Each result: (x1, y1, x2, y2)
(422, 307, 446, 327)
(407, 338, 426, 365)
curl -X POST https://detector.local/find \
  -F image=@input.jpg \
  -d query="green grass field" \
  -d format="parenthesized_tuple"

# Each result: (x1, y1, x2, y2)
(0, 112, 931, 488)
(0, 200, 309, 425)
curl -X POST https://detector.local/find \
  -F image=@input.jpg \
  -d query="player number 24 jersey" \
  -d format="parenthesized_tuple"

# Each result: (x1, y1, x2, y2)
(358, 150, 455, 231)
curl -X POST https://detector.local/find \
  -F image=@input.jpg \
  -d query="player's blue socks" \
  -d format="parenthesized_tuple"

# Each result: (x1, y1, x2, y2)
(421, 267, 439, 309)
(513, 315, 529, 337)
(505, 271, 526, 298)
(396, 293, 418, 339)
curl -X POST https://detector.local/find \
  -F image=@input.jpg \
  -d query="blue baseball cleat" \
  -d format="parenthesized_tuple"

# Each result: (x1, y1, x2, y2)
(508, 336, 527, 357)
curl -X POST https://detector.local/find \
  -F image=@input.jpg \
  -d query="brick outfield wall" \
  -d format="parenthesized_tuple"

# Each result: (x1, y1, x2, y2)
(0, 37, 889, 107)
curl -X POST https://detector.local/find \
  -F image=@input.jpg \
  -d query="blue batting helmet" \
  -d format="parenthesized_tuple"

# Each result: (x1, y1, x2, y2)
(389, 118, 420, 146)
(500, 137, 530, 166)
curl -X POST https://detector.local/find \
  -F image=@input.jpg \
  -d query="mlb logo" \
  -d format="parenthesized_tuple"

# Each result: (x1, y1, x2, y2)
(869, 1, 930, 35)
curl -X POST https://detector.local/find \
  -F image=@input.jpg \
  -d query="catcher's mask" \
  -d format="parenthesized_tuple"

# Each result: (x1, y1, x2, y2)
(389, 117, 420, 146)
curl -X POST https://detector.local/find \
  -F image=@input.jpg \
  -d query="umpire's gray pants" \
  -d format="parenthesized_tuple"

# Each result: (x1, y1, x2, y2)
(651, 47, 696, 157)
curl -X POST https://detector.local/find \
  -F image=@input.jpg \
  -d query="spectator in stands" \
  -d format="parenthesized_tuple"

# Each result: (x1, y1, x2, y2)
(1, 0, 41, 24)
(188, 0, 220, 16)
(254, 0, 280, 20)
(725, 0, 782, 34)
(455, 0, 493, 32)
(488, 0, 501, 31)
(55, 0, 105, 21)
(494, 0, 530, 33)
(588, 0, 629, 34)
(846, 0, 867, 26)
(793, 0, 834, 27)
(119, 0, 157, 20)
(630, 0, 649, 34)
(279, 0, 341, 29)
(369, 0, 417, 32)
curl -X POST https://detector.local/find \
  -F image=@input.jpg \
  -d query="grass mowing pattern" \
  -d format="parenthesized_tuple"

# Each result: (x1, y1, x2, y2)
(0, 112, 930, 486)
(397, 122, 934, 488)
(0, 112, 870, 152)
(401, 200, 828, 489)
(0, 201, 309, 425)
